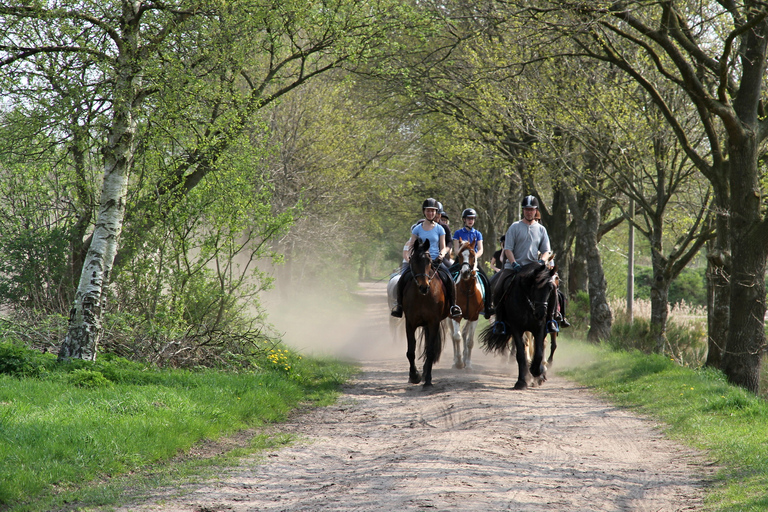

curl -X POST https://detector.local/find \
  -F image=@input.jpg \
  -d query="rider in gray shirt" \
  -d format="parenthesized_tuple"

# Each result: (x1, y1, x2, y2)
(504, 195, 551, 269)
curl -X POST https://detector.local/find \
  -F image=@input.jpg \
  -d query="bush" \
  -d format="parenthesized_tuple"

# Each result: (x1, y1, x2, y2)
(607, 300, 707, 367)
(0, 341, 56, 377)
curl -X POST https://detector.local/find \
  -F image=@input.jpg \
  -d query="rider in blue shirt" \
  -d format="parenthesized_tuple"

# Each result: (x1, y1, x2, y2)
(451, 208, 495, 319)
(391, 198, 462, 319)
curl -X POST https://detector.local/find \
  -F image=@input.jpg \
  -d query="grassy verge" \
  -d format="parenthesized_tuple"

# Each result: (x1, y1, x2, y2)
(0, 342, 356, 512)
(558, 338, 768, 512)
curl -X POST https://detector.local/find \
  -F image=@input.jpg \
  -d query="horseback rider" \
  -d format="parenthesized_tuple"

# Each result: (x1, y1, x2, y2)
(451, 208, 495, 319)
(496, 195, 570, 330)
(391, 198, 462, 319)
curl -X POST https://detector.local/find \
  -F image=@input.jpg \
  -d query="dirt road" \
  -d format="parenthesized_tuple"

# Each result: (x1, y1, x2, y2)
(121, 282, 708, 512)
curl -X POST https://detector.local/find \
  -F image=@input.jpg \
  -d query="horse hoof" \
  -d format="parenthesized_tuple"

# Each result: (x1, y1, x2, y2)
(453, 362, 465, 370)
(513, 380, 528, 390)
(422, 382, 433, 389)
(409, 372, 421, 384)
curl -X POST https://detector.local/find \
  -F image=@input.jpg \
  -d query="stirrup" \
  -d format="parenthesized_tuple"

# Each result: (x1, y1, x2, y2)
(547, 320, 559, 333)
(492, 321, 507, 335)
(450, 305, 462, 318)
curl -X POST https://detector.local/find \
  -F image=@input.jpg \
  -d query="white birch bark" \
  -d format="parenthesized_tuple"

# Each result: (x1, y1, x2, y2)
(57, 1, 140, 361)
(58, 110, 136, 360)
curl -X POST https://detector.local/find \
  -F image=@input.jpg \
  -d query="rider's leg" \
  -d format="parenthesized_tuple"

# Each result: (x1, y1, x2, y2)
(391, 265, 411, 318)
(477, 267, 495, 318)
(439, 264, 462, 318)
(556, 289, 571, 327)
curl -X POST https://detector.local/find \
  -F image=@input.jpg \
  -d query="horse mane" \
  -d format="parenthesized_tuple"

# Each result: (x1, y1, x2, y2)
(518, 263, 555, 289)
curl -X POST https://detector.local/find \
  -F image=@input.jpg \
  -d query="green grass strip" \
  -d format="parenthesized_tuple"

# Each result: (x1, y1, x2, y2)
(0, 343, 356, 511)
(558, 339, 768, 512)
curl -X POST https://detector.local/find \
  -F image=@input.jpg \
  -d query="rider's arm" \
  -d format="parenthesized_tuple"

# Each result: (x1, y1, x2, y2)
(504, 248, 515, 265)
(403, 234, 416, 262)
(438, 235, 449, 259)
(475, 239, 484, 259)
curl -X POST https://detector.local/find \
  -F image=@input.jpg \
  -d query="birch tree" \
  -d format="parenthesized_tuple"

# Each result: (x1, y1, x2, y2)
(0, 0, 405, 361)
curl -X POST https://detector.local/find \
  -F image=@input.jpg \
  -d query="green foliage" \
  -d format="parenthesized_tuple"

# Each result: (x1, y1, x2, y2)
(633, 266, 707, 306)
(67, 368, 113, 388)
(568, 290, 591, 329)
(606, 315, 707, 367)
(0, 341, 56, 378)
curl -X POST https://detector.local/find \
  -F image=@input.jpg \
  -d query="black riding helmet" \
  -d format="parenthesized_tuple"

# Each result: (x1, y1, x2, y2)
(521, 195, 539, 208)
(462, 208, 477, 218)
(422, 197, 439, 210)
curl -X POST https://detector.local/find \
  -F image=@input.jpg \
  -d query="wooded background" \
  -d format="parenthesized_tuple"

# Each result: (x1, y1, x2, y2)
(1, 1, 767, 393)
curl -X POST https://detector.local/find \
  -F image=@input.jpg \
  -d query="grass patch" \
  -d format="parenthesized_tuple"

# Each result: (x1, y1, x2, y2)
(558, 338, 768, 512)
(0, 341, 356, 511)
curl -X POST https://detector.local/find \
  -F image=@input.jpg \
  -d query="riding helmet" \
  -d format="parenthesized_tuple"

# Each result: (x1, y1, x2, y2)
(462, 208, 477, 219)
(422, 197, 439, 210)
(521, 195, 539, 209)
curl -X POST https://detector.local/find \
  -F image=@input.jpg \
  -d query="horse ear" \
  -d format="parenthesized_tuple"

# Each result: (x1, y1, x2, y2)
(423, 238, 430, 250)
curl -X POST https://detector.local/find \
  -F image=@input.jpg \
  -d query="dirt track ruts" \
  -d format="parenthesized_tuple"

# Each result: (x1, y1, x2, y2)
(119, 282, 710, 512)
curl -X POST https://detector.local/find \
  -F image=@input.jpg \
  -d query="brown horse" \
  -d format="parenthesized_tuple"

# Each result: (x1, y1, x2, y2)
(451, 241, 484, 369)
(401, 238, 449, 388)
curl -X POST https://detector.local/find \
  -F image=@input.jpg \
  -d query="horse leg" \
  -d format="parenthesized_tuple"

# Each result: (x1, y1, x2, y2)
(530, 328, 548, 386)
(405, 324, 421, 384)
(511, 332, 529, 390)
(462, 320, 476, 370)
(523, 331, 534, 366)
(422, 323, 438, 388)
(451, 318, 464, 369)
(548, 331, 557, 365)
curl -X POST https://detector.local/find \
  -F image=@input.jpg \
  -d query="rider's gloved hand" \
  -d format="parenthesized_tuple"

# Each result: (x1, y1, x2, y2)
(512, 261, 522, 272)
(537, 259, 544, 265)
(431, 256, 443, 269)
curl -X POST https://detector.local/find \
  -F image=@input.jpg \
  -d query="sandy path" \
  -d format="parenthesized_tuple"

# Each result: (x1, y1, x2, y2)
(120, 282, 708, 512)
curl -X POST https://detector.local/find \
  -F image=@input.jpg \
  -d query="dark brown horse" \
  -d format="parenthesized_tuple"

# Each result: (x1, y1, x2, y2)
(401, 238, 449, 388)
(450, 241, 484, 369)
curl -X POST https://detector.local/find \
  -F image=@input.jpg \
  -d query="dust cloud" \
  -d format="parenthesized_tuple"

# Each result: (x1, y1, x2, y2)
(262, 280, 404, 363)
(262, 279, 597, 378)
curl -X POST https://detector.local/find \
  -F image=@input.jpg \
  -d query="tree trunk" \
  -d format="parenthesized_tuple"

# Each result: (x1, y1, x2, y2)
(649, 268, 670, 353)
(58, 146, 132, 360)
(704, 230, 730, 369)
(721, 139, 767, 392)
(58, 5, 140, 361)
(582, 198, 612, 342)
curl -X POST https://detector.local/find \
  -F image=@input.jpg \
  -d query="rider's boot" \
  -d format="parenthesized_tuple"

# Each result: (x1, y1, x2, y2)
(391, 273, 406, 318)
(443, 272, 462, 318)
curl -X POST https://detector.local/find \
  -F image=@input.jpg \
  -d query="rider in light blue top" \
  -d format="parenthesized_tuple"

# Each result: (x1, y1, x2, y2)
(412, 221, 444, 259)
(391, 198, 462, 319)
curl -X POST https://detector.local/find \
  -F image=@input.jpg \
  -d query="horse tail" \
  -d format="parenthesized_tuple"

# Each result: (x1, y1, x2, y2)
(479, 321, 509, 354)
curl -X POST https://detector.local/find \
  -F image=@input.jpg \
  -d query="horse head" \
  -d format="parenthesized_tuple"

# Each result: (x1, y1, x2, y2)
(528, 263, 558, 321)
(410, 238, 434, 295)
(456, 241, 477, 281)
